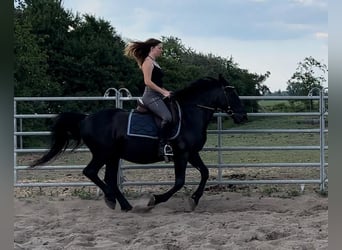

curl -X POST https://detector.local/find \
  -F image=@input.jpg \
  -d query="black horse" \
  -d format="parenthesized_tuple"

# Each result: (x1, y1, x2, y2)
(31, 75, 247, 211)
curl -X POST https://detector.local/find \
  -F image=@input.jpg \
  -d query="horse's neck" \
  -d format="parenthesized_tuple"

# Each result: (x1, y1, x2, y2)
(178, 87, 219, 128)
(181, 103, 215, 131)
(180, 93, 213, 107)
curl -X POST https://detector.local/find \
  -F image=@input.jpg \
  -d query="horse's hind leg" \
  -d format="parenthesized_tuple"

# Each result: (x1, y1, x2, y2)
(104, 158, 133, 211)
(83, 157, 116, 209)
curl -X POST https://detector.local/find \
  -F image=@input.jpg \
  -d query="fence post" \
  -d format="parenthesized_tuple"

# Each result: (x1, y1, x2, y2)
(319, 88, 327, 191)
(102, 88, 125, 191)
(217, 115, 223, 184)
(309, 87, 327, 192)
(117, 88, 132, 190)
(13, 100, 17, 186)
(115, 90, 123, 191)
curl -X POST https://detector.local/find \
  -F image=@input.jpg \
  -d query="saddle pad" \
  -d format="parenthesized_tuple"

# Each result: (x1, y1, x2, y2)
(127, 112, 159, 139)
(127, 111, 181, 140)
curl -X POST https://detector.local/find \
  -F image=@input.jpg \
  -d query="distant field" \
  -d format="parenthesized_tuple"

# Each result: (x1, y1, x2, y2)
(257, 99, 289, 109)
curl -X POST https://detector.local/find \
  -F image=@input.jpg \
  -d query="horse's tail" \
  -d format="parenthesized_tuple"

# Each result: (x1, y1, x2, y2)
(30, 112, 87, 167)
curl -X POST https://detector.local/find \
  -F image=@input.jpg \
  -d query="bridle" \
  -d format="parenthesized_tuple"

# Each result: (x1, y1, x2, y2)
(196, 86, 234, 116)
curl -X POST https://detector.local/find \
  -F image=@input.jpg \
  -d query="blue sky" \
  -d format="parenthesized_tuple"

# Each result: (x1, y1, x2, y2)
(62, 0, 328, 91)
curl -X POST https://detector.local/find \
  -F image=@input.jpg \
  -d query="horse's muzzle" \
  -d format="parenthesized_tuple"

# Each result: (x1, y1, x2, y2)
(232, 113, 248, 124)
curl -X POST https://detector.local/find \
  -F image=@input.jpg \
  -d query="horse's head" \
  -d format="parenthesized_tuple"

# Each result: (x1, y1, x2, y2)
(174, 75, 248, 124)
(218, 75, 248, 124)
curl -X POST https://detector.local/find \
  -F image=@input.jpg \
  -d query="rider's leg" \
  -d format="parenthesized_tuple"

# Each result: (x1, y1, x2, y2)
(142, 91, 172, 156)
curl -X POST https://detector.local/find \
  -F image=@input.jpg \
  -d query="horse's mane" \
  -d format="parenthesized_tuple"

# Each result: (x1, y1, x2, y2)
(174, 77, 223, 101)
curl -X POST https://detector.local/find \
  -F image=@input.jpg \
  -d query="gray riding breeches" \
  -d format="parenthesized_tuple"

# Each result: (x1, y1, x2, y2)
(141, 87, 172, 124)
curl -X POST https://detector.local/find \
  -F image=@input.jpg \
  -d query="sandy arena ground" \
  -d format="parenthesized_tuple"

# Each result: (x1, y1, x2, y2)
(14, 190, 327, 250)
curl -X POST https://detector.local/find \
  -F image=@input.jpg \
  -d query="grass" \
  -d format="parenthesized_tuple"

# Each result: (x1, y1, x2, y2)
(204, 115, 327, 164)
(71, 187, 98, 200)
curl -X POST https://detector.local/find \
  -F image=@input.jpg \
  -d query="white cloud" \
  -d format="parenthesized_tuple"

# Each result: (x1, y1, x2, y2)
(291, 0, 327, 8)
(315, 32, 328, 39)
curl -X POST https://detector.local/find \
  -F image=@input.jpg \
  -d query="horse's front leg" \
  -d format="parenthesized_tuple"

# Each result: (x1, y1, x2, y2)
(104, 157, 133, 212)
(148, 154, 187, 207)
(188, 152, 209, 210)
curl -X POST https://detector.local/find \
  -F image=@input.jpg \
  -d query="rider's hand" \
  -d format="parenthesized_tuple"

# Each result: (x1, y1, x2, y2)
(162, 90, 171, 98)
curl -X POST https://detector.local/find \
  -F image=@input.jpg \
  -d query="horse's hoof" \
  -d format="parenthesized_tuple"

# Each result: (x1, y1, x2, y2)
(121, 206, 133, 212)
(104, 197, 116, 210)
(132, 205, 154, 213)
(188, 197, 197, 211)
(147, 195, 156, 207)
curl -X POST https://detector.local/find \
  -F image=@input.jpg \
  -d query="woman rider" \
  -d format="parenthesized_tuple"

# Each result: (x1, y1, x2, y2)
(124, 38, 172, 157)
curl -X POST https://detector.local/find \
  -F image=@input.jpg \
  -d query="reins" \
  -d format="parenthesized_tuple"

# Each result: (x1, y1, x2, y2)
(196, 104, 216, 111)
(196, 86, 234, 116)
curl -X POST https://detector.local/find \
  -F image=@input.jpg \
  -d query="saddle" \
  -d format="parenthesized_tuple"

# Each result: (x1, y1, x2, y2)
(127, 97, 181, 140)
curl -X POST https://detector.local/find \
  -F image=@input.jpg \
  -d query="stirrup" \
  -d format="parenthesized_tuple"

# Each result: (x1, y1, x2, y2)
(163, 144, 173, 163)
(163, 144, 173, 156)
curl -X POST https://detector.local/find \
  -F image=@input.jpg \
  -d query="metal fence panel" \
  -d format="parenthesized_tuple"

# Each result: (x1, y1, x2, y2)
(13, 88, 328, 191)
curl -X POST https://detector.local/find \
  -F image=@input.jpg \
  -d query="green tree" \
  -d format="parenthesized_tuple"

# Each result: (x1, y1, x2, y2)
(14, 0, 66, 147)
(286, 56, 327, 110)
(61, 14, 139, 97)
(15, 0, 140, 112)
(22, 0, 76, 94)
(286, 56, 328, 96)
(14, 1, 61, 97)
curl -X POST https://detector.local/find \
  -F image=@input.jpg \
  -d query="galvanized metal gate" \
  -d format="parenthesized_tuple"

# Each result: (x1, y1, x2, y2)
(14, 88, 328, 191)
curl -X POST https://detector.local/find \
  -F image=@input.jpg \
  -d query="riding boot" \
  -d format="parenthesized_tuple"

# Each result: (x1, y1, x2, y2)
(158, 122, 173, 158)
